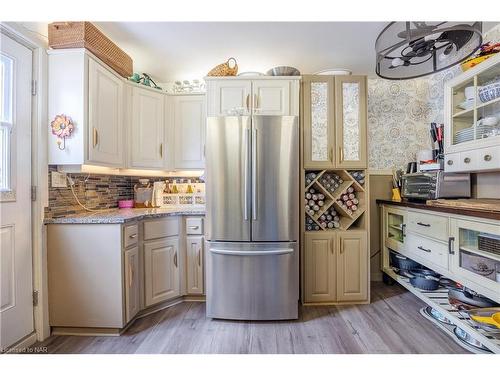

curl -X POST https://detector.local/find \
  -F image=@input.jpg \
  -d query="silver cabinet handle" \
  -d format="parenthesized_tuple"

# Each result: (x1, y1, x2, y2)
(93, 127, 98, 148)
(402, 223, 406, 237)
(128, 262, 133, 288)
(253, 93, 259, 110)
(464, 157, 471, 164)
(417, 246, 431, 253)
(448, 236, 455, 255)
(243, 127, 250, 221)
(188, 226, 199, 230)
(417, 222, 431, 227)
(174, 252, 178, 268)
(198, 248, 201, 266)
(252, 128, 257, 220)
(129, 233, 137, 238)
(159, 143, 163, 158)
(245, 94, 250, 111)
(484, 154, 492, 161)
(209, 248, 293, 256)
(447, 159, 453, 165)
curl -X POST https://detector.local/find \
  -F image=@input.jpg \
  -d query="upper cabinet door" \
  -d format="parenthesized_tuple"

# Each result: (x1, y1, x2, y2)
(206, 80, 252, 116)
(303, 75, 336, 169)
(173, 95, 206, 169)
(251, 80, 294, 116)
(87, 59, 124, 166)
(335, 75, 367, 169)
(130, 87, 165, 169)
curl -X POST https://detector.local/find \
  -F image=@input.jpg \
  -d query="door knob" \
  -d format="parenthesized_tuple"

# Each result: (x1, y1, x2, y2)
(484, 154, 492, 161)
(463, 157, 471, 164)
(447, 160, 453, 165)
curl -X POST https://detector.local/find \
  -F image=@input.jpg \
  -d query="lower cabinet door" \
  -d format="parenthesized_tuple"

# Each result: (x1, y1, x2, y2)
(144, 237, 180, 306)
(124, 246, 140, 322)
(304, 232, 336, 303)
(336, 232, 368, 302)
(186, 236, 204, 295)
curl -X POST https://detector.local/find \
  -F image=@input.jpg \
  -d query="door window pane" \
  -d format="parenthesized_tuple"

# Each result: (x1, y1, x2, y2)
(311, 82, 328, 161)
(342, 82, 360, 161)
(0, 53, 13, 191)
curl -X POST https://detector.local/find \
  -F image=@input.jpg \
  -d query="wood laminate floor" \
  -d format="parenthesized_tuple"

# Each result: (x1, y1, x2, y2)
(32, 282, 468, 354)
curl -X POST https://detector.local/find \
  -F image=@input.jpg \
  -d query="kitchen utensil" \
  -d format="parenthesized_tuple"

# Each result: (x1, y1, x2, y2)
(424, 306, 454, 325)
(464, 86, 476, 100)
(477, 116, 499, 126)
(457, 99, 475, 110)
(134, 179, 154, 208)
(118, 199, 134, 209)
(266, 66, 300, 76)
(389, 250, 421, 271)
(471, 312, 500, 329)
(478, 79, 500, 102)
(409, 269, 441, 291)
(453, 327, 492, 352)
(447, 286, 498, 308)
(207, 57, 238, 77)
(314, 68, 352, 75)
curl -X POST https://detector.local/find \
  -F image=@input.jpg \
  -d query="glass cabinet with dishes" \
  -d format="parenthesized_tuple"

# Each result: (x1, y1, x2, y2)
(444, 53, 500, 172)
(302, 75, 367, 169)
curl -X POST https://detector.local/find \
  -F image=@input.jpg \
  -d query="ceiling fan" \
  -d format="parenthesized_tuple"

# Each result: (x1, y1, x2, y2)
(375, 22, 483, 80)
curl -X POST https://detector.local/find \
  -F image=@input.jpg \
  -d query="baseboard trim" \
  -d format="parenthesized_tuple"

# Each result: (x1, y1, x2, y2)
(2, 332, 37, 354)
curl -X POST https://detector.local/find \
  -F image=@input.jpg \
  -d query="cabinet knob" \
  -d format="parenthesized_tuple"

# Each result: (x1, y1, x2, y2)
(447, 159, 453, 165)
(463, 157, 471, 164)
(484, 154, 492, 162)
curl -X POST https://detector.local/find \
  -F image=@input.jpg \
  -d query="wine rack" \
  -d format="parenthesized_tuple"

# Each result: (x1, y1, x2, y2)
(303, 169, 366, 231)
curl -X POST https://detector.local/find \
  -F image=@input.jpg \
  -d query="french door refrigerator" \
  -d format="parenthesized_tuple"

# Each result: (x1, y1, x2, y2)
(205, 115, 299, 320)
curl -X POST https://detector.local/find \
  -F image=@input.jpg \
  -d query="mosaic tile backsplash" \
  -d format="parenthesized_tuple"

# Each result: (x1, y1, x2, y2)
(45, 165, 202, 218)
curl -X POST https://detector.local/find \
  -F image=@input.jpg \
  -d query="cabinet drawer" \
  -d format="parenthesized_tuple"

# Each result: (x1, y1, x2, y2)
(123, 224, 138, 248)
(406, 233, 449, 270)
(459, 150, 478, 171)
(444, 152, 461, 172)
(476, 146, 500, 171)
(407, 211, 448, 241)
(143, 218, 179, 241)
(186, 217, 203, 235)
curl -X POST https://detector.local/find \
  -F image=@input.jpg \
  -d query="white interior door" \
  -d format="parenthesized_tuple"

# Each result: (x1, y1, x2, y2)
(0, 33, 34, 350)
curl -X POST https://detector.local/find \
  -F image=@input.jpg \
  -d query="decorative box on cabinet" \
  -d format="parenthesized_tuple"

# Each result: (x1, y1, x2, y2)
(48, 49, 125, 167)
(205, 77, 299, 117)
(302, 75, 367, 169)
(444, 53, 500, 172)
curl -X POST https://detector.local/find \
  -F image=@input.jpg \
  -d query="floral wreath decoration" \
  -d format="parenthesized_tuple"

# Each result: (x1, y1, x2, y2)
(50, 114, 74, 150)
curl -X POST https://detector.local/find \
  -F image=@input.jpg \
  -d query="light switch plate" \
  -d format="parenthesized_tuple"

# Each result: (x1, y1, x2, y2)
(51, 171, 67, 188)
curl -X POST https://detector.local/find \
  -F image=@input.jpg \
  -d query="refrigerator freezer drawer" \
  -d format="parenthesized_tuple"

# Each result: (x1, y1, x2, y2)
(205, 241, 299, 320)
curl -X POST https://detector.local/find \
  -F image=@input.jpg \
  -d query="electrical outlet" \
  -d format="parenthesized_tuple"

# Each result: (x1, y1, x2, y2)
(51, 171, 67, 188)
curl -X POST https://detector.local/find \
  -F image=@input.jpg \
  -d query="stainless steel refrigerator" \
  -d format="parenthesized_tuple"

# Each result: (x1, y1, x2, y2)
(205, 115, 299, 320)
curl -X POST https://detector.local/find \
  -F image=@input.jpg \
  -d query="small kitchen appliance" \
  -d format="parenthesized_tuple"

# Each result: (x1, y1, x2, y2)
(402, 171, 471, 200)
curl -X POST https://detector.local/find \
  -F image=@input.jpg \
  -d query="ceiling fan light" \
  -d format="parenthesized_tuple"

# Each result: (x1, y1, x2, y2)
(375, 22, 482, 80)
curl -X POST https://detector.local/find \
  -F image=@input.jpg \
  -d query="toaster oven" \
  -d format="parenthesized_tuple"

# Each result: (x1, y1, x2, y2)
(402, 171, 471, 200)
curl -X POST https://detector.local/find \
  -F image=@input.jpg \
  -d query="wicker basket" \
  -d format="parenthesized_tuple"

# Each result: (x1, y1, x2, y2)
(207, 57, 238, 76)
(48, 22, 133, 78)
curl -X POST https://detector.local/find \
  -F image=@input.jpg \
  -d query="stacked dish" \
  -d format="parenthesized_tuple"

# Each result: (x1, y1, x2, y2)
(454, 124, 498, 144)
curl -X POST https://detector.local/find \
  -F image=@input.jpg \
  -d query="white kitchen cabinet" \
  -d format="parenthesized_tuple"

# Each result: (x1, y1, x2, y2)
(185, 236, 204, 295)
(87, 58, 124, 166)
(444, 53, 500, 172)
(48, 49, 125, 167)
(124, 245, 140, 322)
(173, 95, 206, 169)
(206, 77, 300, 116)
(206, 79, 252, 116)
(130, 87, 165, 169)
(144, 237, 180, 306)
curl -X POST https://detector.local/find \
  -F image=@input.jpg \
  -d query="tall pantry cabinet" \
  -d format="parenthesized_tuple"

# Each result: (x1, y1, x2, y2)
(301, 74, 369, 305)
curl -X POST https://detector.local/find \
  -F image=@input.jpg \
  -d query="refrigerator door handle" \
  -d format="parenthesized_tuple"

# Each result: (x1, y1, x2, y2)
(252, 128, 257, 220)
(243, 127, 250, 221)
(208, 248, 293, 256)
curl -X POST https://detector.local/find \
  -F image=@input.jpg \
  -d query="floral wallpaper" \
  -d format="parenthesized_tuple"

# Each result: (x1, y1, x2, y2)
(367, 23, 500, 170)
(311, 82, 329, 161)
(342, 82, 361, 161)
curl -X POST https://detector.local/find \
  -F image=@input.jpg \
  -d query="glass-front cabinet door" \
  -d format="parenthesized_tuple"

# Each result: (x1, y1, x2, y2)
(335, 76, 367, 168)
(449, 218, 500, 302)
(384, 207, 406, 253)
(303, 76, 335, 168)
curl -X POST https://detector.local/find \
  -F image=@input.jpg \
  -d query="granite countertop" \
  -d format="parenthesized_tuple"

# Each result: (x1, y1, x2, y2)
(376, 199, 500, 221)
(44, 206, 206, 224)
